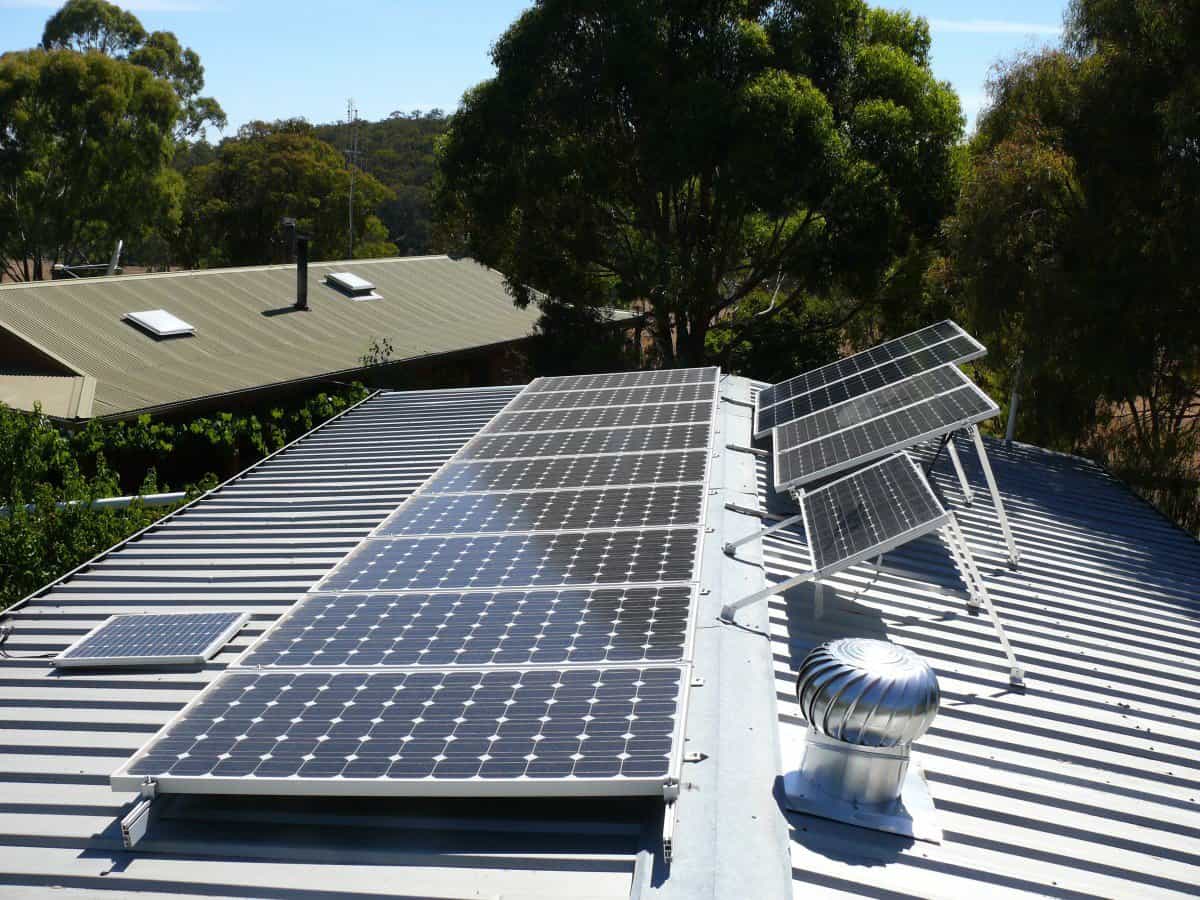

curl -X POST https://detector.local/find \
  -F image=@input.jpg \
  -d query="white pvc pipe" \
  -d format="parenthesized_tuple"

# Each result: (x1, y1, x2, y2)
(0, 491, 186, 519)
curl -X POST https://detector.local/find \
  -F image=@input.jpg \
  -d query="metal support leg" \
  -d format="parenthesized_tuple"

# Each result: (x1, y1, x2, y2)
(723, 513, 804, 556)
(945, 436, 975, 506)
(968, 425, 1020, 567)
(720, 570, 816, 624)
(945, 516, 1025, 687)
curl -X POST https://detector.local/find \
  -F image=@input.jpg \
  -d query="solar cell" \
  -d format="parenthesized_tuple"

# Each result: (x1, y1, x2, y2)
(237, 586, 693, 668)
(774, 383, 998, 490)
(802, 454, 949, 573)
(114, 665, 685, 794)
(378, 485, 705, 536)
(486, 401, 712, 435)
(53, 612, 248, 669)
(529, 367, 718, 393)
(507, 383, 714, 412)
(322, 529, 701, 593)
(772, 365, 969, 451)
(755, 336, 981, 435)
(757, 321, 982, 414)
(422, 451, 708, 494)
(459, 423, 711, 461)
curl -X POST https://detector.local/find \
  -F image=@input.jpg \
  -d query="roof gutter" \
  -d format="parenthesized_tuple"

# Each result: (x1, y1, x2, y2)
(0, 491, 186, 519)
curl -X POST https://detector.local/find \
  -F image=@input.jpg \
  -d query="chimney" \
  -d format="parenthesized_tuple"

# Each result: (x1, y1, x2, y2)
(784, 638, 943, 842)
(295, 234, 309, 311)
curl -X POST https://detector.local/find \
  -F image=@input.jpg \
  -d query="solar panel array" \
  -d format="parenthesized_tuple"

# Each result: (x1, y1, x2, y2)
(801, 454, 949, 573)
(754, 320, 984, 436)
(54, 612, 248, 669)
(114, 368, 720, 799)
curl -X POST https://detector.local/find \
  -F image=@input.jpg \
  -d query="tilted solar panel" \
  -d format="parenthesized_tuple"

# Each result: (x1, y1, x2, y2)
(757, 320, 978, 413)
(754, 334, 983, 436)
(774, 382, 999, 491)
(773, 365, 970, 451)
(53, 612, 248, 669)
(802, 454, 949, 574)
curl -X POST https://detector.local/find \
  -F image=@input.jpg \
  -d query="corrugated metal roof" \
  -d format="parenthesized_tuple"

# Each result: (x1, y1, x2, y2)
(0, 256, 540, 418)
(0, 384, 650, 899)
(0, 373, 94, 418)
(3, 373, 1199, 900)
(743, 384, 1200, 899)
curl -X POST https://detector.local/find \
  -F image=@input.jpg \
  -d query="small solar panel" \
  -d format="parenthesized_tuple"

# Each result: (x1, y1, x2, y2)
(113, 665, 685, 794)
(53, 612, 248, 669)
(459, 423, 711, 460)
(755, 336, 983, 435)
(238, 586, 693, 668)
(529, 367, 719, 393)
(423, 451, 708, 493)
(487, 401, 712, 435)
(802, 454, 949, 573)
(321, 529, 701, 593)
(757, 321, 977, 412)
(379, 485, 705, 536)
(773, 365, 970, 451)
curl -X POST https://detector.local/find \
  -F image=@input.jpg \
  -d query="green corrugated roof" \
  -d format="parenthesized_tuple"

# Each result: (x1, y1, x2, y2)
(0, 256, 539, 418)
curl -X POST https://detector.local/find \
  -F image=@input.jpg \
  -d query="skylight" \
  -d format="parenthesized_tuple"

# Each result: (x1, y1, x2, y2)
(123, 309, 196, 337)
(325, 271, 382, 300)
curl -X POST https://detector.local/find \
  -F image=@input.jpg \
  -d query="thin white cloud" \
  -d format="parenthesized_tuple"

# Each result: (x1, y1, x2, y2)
(929, 18, 1062, 36)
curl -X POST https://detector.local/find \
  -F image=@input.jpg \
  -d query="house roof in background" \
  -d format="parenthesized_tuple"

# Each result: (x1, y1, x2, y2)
(0, 373, 95, 418)
(0, 256, 540, 419)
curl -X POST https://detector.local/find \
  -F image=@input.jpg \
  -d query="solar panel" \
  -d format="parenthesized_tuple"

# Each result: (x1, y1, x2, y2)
(772, 365, 970, 451)
(114, 366, 720, 805)
(459, 423, 711, 460)
(529, 367, 719, 393)
(321, 529, 701, 593)
(53, 612, 248, 669)
(112, 665, 685, 795)
(378, 485, 705, 536)
(508, 383, 714, 412)
(237, 586, 693, 668)
(802, 454, 949, 574)
(486, 401, 712, 435)
(755, 335, 982, 436)
(422, 451, 708, 494)
(757, 320, 979, 412)
(774, 383, 998, 490)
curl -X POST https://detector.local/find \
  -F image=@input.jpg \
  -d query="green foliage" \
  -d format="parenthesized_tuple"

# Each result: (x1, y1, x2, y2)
(0, 47, 181, 281)
(436, 0, 963, 366)
(176, 120, 396, 267)
(525, 304, 639, 378)
(706, 291, 840, 384)
(0, 383, 370, 609)
(313, 110, 449, 256)
(938, 1, 1200, 533)
(42, 0, 225, 138)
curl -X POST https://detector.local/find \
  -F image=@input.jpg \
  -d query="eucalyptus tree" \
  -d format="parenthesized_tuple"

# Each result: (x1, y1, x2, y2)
(436, 0, 963, 367)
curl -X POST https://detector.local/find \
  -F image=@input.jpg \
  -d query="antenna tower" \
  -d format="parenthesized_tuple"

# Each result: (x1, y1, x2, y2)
(344, 99, 362, 259)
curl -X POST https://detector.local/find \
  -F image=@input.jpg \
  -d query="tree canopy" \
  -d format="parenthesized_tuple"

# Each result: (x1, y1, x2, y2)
(938, 0, 1200, 530)
(42, 0, 225, 138)
(436, 0, 962, 367)
(176, 120, 396, 268)
(0, 48, 182, 281)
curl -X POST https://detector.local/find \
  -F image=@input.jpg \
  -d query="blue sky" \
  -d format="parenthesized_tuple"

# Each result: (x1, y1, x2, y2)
(0, 1, 1066, 136)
